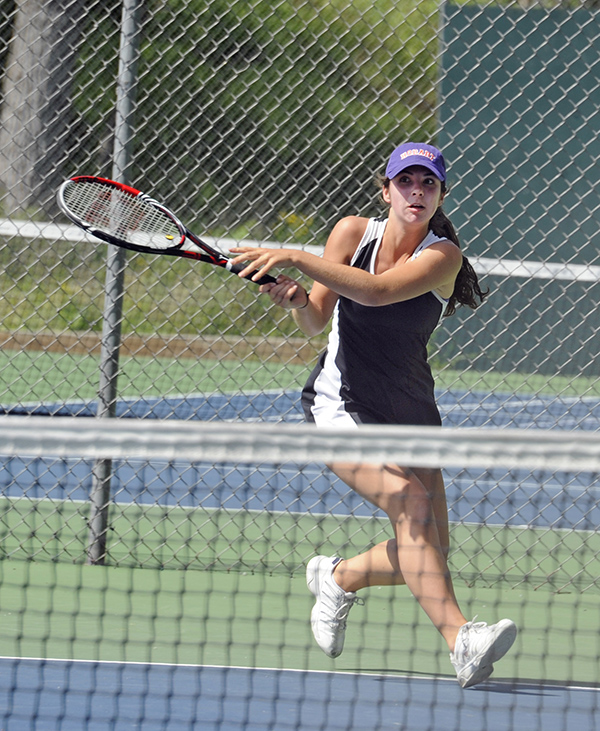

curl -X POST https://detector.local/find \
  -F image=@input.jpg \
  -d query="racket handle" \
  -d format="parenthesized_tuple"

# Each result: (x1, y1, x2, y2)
(227, 261, 277, 286)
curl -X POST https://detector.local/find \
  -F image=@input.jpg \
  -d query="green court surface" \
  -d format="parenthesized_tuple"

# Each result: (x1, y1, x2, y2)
(0, 499, 597, 685)
(0, 558, 596, 686)
(3, 349, 600, 405)
(0, 499, 597, 592)
(0, 349, 308, 404)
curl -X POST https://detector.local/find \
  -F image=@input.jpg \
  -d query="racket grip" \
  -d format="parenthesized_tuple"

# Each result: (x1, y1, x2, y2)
(228, 261, 277, 286)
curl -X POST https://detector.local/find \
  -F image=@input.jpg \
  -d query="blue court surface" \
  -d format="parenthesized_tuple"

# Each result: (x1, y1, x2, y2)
(1, 657, 599, 731)
(1, 390, 599, 531)
(3, 388, 600, 430)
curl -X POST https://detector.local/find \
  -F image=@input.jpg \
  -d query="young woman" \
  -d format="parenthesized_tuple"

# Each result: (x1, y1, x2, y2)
(230, 143, 517, 688)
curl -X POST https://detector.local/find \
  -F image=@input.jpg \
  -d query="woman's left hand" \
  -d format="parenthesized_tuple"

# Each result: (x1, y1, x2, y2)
(258, 274, 309, 310)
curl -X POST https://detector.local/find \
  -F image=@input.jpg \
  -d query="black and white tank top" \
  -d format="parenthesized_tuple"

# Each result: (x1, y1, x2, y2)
(301, 217, 449, 428)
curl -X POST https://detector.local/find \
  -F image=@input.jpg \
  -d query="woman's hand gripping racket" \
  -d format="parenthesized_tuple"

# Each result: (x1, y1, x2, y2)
(56, 176, 276, 285)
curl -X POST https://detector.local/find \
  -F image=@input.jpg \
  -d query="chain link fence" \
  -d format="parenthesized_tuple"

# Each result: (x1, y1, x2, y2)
(0, 0, 599, 573)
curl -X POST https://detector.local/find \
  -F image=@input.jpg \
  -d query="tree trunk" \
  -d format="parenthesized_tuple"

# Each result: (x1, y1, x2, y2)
(0, 0, 85, 216)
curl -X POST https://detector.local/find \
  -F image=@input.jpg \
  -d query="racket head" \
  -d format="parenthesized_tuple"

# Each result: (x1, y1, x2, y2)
(57, 176, 278, 285)
(57, 176, 187, 254)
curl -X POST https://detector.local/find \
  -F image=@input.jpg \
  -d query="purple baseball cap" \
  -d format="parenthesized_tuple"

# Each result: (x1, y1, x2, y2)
(385, 143, 446, 182)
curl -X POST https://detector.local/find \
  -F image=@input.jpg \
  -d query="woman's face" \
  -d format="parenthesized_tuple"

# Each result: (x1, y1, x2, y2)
(383, 165, 444, 226)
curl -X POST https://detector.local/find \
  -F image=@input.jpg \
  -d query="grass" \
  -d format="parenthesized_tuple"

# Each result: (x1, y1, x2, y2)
(0, 237, 306, 339)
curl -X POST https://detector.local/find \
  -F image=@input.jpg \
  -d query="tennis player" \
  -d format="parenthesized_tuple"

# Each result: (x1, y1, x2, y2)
(230, 143, 517, 688)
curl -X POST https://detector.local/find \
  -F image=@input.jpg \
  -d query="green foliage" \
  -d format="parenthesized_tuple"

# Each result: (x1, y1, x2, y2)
(69, 0, 441, 241)
(0, 238, 105, 333)
(2, 1, 442, 350)
(0, 235, 317, 340)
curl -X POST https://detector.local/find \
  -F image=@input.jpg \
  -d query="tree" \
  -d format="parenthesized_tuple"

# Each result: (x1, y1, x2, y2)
(0, 0, 91, 216)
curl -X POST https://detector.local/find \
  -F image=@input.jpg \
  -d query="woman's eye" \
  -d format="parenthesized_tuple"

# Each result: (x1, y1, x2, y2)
(397, 175, 437, 186)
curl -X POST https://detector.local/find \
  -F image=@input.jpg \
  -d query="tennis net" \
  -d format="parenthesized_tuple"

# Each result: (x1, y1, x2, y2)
(0, 416, 599, 730)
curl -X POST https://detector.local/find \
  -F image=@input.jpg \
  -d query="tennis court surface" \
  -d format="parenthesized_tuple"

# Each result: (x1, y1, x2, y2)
(0, 391, 599, 730)
(3, 657, 599, 730)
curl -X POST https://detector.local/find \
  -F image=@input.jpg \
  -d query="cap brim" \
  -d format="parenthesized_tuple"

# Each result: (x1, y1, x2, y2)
(386, 157, 444, 181)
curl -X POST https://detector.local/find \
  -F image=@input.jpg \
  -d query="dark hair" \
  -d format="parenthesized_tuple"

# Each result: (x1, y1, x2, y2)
(380, 176, 488, 317)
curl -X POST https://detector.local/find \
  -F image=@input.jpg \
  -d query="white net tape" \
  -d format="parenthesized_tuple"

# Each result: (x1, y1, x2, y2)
(3, 415, 600, 470)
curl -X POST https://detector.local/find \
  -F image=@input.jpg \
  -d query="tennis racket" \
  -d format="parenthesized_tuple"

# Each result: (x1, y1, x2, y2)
(56, 176, 276, 285)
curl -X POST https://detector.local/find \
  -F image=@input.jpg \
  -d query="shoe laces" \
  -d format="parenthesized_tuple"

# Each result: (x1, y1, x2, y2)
(330, 595, 364, 629)
(455, 617, 487, 660)
(464, 616, 486, 633)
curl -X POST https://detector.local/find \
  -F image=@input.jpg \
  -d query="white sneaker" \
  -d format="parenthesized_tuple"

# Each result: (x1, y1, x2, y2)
(306, 555, 362, 658)
(450, 618, 517, 688)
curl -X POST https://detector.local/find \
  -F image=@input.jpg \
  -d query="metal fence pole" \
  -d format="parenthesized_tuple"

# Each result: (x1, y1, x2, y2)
(87, 0, 142, 565)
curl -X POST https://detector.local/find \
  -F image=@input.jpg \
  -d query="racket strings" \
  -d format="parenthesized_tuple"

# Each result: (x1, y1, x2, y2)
(63, 181, 182, 250)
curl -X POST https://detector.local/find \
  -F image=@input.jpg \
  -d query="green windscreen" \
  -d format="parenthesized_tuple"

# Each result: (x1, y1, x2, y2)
(437, 2, 600, 377)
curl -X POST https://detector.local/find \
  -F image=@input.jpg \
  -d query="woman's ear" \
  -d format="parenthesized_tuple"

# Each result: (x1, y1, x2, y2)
(381, 184, 392, 204)
(439, 183, 447, 205)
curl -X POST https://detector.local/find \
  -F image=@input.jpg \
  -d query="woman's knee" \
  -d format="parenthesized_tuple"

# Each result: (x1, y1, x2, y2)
(383, 484, 434, 527)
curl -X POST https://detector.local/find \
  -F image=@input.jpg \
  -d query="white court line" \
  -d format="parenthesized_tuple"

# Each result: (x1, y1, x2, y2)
(2, 655, 597, 690)
(0, 654, 433, 679)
